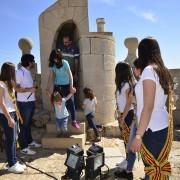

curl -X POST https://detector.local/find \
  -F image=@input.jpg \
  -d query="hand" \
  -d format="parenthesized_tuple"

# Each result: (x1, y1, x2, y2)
(8, 117, 15, 128)
(118, 116, 124, 126)
(27, 87, 36, 93)
(130, 137, 142, 153)
(70, 87, 76, 94)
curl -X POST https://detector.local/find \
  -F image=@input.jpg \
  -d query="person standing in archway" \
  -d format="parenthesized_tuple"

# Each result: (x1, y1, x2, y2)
(58, 35, 80, 107)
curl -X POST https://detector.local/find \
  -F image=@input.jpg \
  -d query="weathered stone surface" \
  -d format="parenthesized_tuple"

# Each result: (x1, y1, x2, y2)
(79, 37, 90, 54)
(69, 0, 88, 7)
(91, 37, 115, 56)
(103, 55, 116, 71)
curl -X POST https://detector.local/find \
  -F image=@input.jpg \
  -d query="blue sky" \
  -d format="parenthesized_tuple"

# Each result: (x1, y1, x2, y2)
(0, 0, 180, 72)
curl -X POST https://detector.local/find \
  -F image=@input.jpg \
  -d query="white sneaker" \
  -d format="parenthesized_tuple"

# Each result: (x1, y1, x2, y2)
(5, 161, 27, 170)
(28, 141, 41, 148)
(17, 162, 27, 170)
(8, 162, 24, 174)
(20, 147, 36, 155)
(116, 159, 128, 169)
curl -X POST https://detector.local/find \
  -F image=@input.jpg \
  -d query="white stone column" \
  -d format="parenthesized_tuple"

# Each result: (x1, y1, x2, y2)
(124, 37, 138, 66)
(96, 18, 105, 32)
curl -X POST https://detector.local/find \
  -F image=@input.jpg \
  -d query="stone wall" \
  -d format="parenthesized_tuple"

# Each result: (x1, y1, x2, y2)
(170, 69, 180, 126)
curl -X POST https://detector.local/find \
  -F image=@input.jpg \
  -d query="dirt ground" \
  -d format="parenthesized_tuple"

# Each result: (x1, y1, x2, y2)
(0, 126, 180, 180)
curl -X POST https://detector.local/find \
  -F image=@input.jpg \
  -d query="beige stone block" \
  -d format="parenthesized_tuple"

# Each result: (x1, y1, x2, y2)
(42, 134, 85, 149)
(46, 122, 86, 134)
(104, 71, 116, 86)
(57, 0, 69, 7)
(69, 0, 88, 7)
(91, 37, 115, 56)
(78, 17, 89, 35)
(73, 7, 88, 24)
(103, 55, 116, 71)
(81, 54, 104, 73)
(103, 85, 116, 101)
(79, 38, 90, 54)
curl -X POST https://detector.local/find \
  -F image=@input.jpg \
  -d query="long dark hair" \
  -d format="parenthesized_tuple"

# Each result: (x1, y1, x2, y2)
(83, 87, 95, 100)
(0, 62, 16, 93)
(138, 37, 173, 94)
(48, 49, 63, 68)
(115, 62, 134, 94)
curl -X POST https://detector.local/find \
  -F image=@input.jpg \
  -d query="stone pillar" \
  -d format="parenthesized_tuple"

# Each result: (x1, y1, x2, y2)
(124, 37, 138, 66)
(96, 18, 105, 32)
(18, 38, 37, 75)
(80, 34, 116, 125)
(18, 38, 33, 55)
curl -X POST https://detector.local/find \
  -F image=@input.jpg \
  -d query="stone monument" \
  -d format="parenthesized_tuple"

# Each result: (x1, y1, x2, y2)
(124, 37, 138, 66)
(39, 0, 116, 125)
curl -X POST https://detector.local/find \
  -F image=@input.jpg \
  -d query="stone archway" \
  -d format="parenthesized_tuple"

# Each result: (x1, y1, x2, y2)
(53, 21, 81, 108)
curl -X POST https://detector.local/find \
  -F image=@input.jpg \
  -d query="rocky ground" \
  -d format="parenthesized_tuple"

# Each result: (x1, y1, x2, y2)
(0, 126, 180, 180)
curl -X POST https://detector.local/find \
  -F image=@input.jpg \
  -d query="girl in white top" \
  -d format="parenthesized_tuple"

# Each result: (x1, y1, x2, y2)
(83, 87, 101, 142)
(114, 62, 135, 179)
(131, 37, 173, 180)
(0, 62, 25, 174)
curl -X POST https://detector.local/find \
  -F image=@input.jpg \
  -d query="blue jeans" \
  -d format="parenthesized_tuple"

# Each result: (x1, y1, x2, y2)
(54, 85, 76, 122)
(127, 121, 136, 172)
(142, 127, 168, 180)
(86, 113, 99, 137)
(17, 101, 35, 149)
(56, 117, 68, 133)
(0, 112, 17, 167)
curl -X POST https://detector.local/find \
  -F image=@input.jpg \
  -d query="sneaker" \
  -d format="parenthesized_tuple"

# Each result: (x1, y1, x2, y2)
(114, 170, 133, 180)
(20, 147, 36, 155)
(116, 159, 127, 169)
(8, 162, 24, 174)
(72, 121, 80, 129)
(5, 161, 27, 170)
(28, 141, 41, 148)
(63, 132, 70, 138)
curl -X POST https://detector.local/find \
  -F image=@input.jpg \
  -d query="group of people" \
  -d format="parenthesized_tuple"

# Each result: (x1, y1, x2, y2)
(0, 55, 41, 174)
(0, 36, 174, 179)
(114, 37, 174, 180)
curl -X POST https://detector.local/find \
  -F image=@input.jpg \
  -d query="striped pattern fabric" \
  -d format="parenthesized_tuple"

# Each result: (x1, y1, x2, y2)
(140, 90, 174, 180)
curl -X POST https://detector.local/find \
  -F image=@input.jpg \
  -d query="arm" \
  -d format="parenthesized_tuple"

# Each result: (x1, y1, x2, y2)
(15, 84, 36, 93)
(0, 87, 15, 128)
(67, 66, 73, 88)
(121, 89, 133, 122)
(131, 79, 156, 152)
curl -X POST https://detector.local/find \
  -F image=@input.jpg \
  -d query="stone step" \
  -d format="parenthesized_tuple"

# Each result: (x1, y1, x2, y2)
(46, 122, 86, 135)
(42, 133, 85, 149)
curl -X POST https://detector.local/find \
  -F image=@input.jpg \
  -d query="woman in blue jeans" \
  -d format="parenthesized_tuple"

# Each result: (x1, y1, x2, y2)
(46, 49, 80, 129)
(0, 62, 26, 173)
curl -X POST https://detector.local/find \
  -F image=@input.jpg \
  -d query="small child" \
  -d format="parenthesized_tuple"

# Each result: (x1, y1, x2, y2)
(83, 87, 101, 142)
(51, 89, 75, 137)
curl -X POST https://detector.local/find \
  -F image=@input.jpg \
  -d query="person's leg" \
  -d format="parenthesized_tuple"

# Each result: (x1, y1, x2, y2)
(126, 122, 136, 172)
(123, 110, 134, 159)
(142, 127, 168, 180)
(62, 117, 69, 137)
(86, 113, 99, 137)
(0, 113, 17, 167)
(26, 101, 35, 144)
(66, 98, 76, 122)
(17, 102, 32, 149)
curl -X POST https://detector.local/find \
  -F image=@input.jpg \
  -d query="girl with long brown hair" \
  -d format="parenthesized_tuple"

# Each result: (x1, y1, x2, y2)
(0, 62, 25, 173)
(131, 37, 173, 180)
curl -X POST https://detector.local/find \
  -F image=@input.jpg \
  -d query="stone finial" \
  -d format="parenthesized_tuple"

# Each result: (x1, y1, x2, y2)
(96, 18, 105, 32)
(124, 37, 138, 66)
(18, 38, 33, 55)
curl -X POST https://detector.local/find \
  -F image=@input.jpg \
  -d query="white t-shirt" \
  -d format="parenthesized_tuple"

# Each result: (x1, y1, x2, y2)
(0, 81, 15, 114)
(116, 82, 134, 113)
(83, 97, 97, 116)
(135, 65, 168, 132)
(16, 67, 35, 102)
